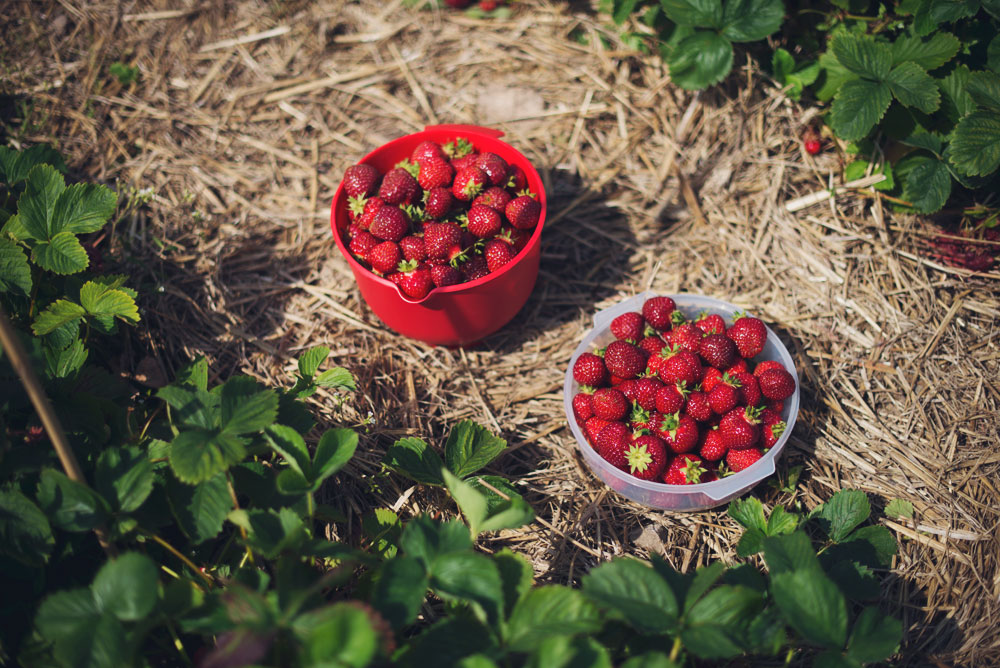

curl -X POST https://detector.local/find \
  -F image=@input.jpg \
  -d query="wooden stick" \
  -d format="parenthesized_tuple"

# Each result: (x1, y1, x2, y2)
(784, 174, 888, 212)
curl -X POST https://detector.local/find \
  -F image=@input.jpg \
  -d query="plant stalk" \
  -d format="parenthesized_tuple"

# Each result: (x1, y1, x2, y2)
(0, 304, 117, 557)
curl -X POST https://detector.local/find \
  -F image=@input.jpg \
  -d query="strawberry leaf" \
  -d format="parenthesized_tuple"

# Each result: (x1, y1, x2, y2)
(315, 367, 356, 392)
(890, 31, 960, 70)
(79, 280, 140, 332)
(31, 230, 89, 274)
(896, 153, 952, 213)
(228, 507, 305, 559)
(0, 144, 66, 185)
(371, 555, 428, 630)
(967, 70, 1000, 111)
(94, 448, 154, 514)
(0, 488, 54, 566)
(721, 0, 784, 43)
(659, 0, 723, 28)
(846, 606, 903, 663)
(770, 570, 847, 649)
(32, 299, 86, 336)
(36, 469, 110, 532)
(265, 424, 312, 480)
(168, 429, 247, 484)
(444, 420, 507, 478)
(887, 62, 940, 113)
(91, 553, 159, 621)
(165, 473, 232, 544)
(814, 489, 871, 543)
(829, 79, 892, 142)
(682, 586, 764, 659)
(428, 551, 505, 625)
(883, 498, 914, 520)
(668, 31, 733, 90)
(311, 428, 357, 486)
(506, 587, 601, 653)
(56, 183, 117, 235)
(0, 237, 32, 295)
(384, 437, 446, 486)
(220, 376, 278, 435)
(15, 165, 67, 241)
(582, 558, 678, 634)
(831, 34, 892, 81)
(297, 345, 330, 378)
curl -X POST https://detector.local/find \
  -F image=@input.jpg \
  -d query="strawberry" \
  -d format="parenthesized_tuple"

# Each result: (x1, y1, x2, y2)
(479, 0, 500, 11)
(701, 367, 724, 393)
(655, 382, 688, 415)
(670, 323, 703, 353)
(628, 403, 652, 432)
(505, 195, 541, 230)
(348, 229, 378, 261)
(505, 164, 528, 191)
(472, 186, 513, 212)
(726, 359, 749, 375)
(497, 226, 528, 253)
(379, 167, 421, 206)
(591, 388, 628, 421)
(663, 453, 707, 485)
(633, 377, 663, 412)
(357, 197, 386, 230)
(698, 333, 737, 370)
(370, 206, 409, 242)
(474, 152, 509, 185)
(368, 241, 402, 274)
(423, 187, 454, 220)
(596, 422, 632, 469)
(708, 376, 741, 415)
(657, 347, 701, 387)
(733, 370, 761, 407)
(603, 341, 645, 380)
(719, 407, 761, 450)
(610, 312, 645, 342)
(699, 426, 727, 462)
(467, 204, 503, 239)
(626, 435, 668, 481)
(765, 398, 784, 414)
(652, 412, 698, 453)
(461, 255, 490, 281)
(411, 140, 446, 165)
(639, 334, 667, 361)
(641, 296, 676, 331)
(572, 392, 595, 423)
(584, 417, 611, 445)
(573, 352, 608, 387)
(758, 367, 796, 400)
(685, 391, 713, 422)
(423, 221, 463, 263)
(343, 163, 380, 198)
(804, 139, 822, 155)
(760, 408, 786, 448)
(695, 312, 726, 335)
(418, 159, 454, 190)
(752, 360, 785, 377)
(615, 378, 637, 400)
(726, 447, 762, 472)
(392, 261, 433, 299)
(727, 314, 767, 359)
(453, 166, 488, 201)
(430, 264, 463, 287)
(484, 239, 515, 273)
(399, 235, 426, 262)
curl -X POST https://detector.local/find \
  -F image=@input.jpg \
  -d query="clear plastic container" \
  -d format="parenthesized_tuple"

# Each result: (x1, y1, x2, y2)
(562, 292, 800, 512)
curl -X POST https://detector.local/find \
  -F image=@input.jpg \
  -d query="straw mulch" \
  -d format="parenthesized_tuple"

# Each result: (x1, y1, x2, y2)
(3, 1, 998, 665)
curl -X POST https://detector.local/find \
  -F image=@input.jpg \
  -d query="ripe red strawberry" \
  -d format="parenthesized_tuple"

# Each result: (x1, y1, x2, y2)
(343, 163, 380, 198)
(663, 453, 707, 485)
(655, 382, 687, 414)
(698, 333, 737, 370)
(760, 408, 786, 448)
(399, 235, 426, 262)
(423, 187, 454, 219)
(753, 360, 785, 377)
(804, 139, 821, 155)
(368, 241, 402, 274)
(484, 239, 515, 273)
(423, 221, 463, 263)
(642, 296, 676, 331)
(628, 403, 652, 432)
(610, 312, 645, 342)
(474, 152, 509, 185)
(394, 262, 433, 299)
(505, 195, 541, 230)
(670, 323, 703, 353)
(685, 391, 713, 422)
(357, 197, 386, 230)
(626, 435, 668, 481)
(615, 377, 637, 400)
(584, 417, 611, 445)
(453, 166, 488, 201)
(573, 352, 608, 388)
(596, 422, 632, 469)
(502, 164, 525, 191)
(727, 314, 767, 359)
(701, 367, 724, 393)
(603, 341, 645, 380)
(726, 447, 763, 472)
(719, 407, 761, 449)
(591, 388, 628, 421)
(733, 370, 761, 407)
(479, 0, 500, 12)
(758, 367, 796, 400)
(657, 347, 701, 387)
(418, 159, 454, 190)
(633, 377, 663, 411)
(411, 140, 446, 165)
(497, 226, 528, 254)
(430, 264, 463, 287)
(467, 204, 503, 239)
(653, 412, 698, 453)
(462, 255, 490, 281)
(708, 377, 741, 415)
(639, 335, 667, 361)
(379, 168, 420, 206)
(370, 206, 409, 242)
(699, 426, 727, 461)
(572, 392, 594, 423)
(472, 186, 513, 212)
(695, 312, 726, 335)
(765, 399, 784, 414)
(348, 229, 378, 259)
(726, 359, 749, 375)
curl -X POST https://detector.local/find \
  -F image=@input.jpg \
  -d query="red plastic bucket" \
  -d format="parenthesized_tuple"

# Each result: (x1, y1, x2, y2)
(330, 124, 547, 346)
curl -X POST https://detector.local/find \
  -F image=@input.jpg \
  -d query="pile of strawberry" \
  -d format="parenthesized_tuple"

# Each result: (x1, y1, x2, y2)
(339, 137, 541, 300)
(571, 296, 796, 486)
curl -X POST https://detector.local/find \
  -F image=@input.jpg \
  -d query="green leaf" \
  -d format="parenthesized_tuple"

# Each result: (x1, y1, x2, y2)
(229, 507, 305, 559)
(297, 345, 330, 377)
(831, 34, 892, 80)
(900, 130, 944, 155)
(816, 489, 871, 543)
(582, 558, 678, 633)
(887, 62, 940, 113)
(372, 555, 428, 629)
(384, 437, 446, 486)
(44, 338, 88, 378)
(430, 551, 505, 624)
(668, 31, 733, 90)
(395, 617, 495, 668)
(95, 447, 154, 512)
(988, 34, 1000, 72)
(312, 427, 358, 484)
(36, 469, 110, 532)
(621, 653, 679, 668)
(0, 238, 32, 294)
(507, 586, 602, 653)
(683, 562, 726, 613)
(768, 506, 799, 535)
(166, 472, 233, 544)
(363, 508, 401, 559)
(220, 376, 278, 435)
(968, 70, 1000, 111)
(938, 65, 976, 122)
(315, 366, 356, 391)
(157, 385, 218, 430)
(54, 182, 117, 235)
(91, 552, 159, 621)
(829, 79, 892, 141)
(58, 612, 127, 668)
(479, 494, 535, 534)
(265, 424, 311, 479)
(913, 0, 980, 35)
(79, 280, 140, 331)
(659, 0, 723, 27)
(847, 606, 902, 662)
(813, 650, 861, 668)
(896, 153, 952, 213)
(0, 144, 66, 184)
(0, 488, 54, 565)
(294, 603, 380, 668)
(15, 164, 65, 240)
(884, 498, 914, 519)
(687, 584, 763, 628)
(35, 588, 98, 639)
(762, 531, 821, 574)
(721, 0, 784, 42)
(891, 32, 960, 70)
(816, 50, 856, 102)
(771, 570, 847, 649)
(445, 420, 507, 478)
(613, 0, 640, 24)
(526, 635, 612, 668)
(843, 525, 897, 567)
(494, 548, 533, 614)
(175, 355, 209, 390)
(169, 429, 246, 484)
(728, 497, 766, 532)
(443, 468, 488, 536)
(469, 475, 523, 514)
(736, 527, 766, 557)
(400, 516, 473, 567)
(32, 299, 85, 336)
(32, 230, 89, 274)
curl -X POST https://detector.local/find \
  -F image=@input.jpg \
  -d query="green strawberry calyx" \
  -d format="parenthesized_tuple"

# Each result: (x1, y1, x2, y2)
(626, 443, 654, 475)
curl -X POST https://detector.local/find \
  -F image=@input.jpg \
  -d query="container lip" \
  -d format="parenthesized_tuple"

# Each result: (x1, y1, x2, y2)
(563, 292, 801, 504)
(330, 126, 547, 295)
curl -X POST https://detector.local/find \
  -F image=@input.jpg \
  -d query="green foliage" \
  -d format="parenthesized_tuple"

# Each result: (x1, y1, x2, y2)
(108, 62, 139, 85)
